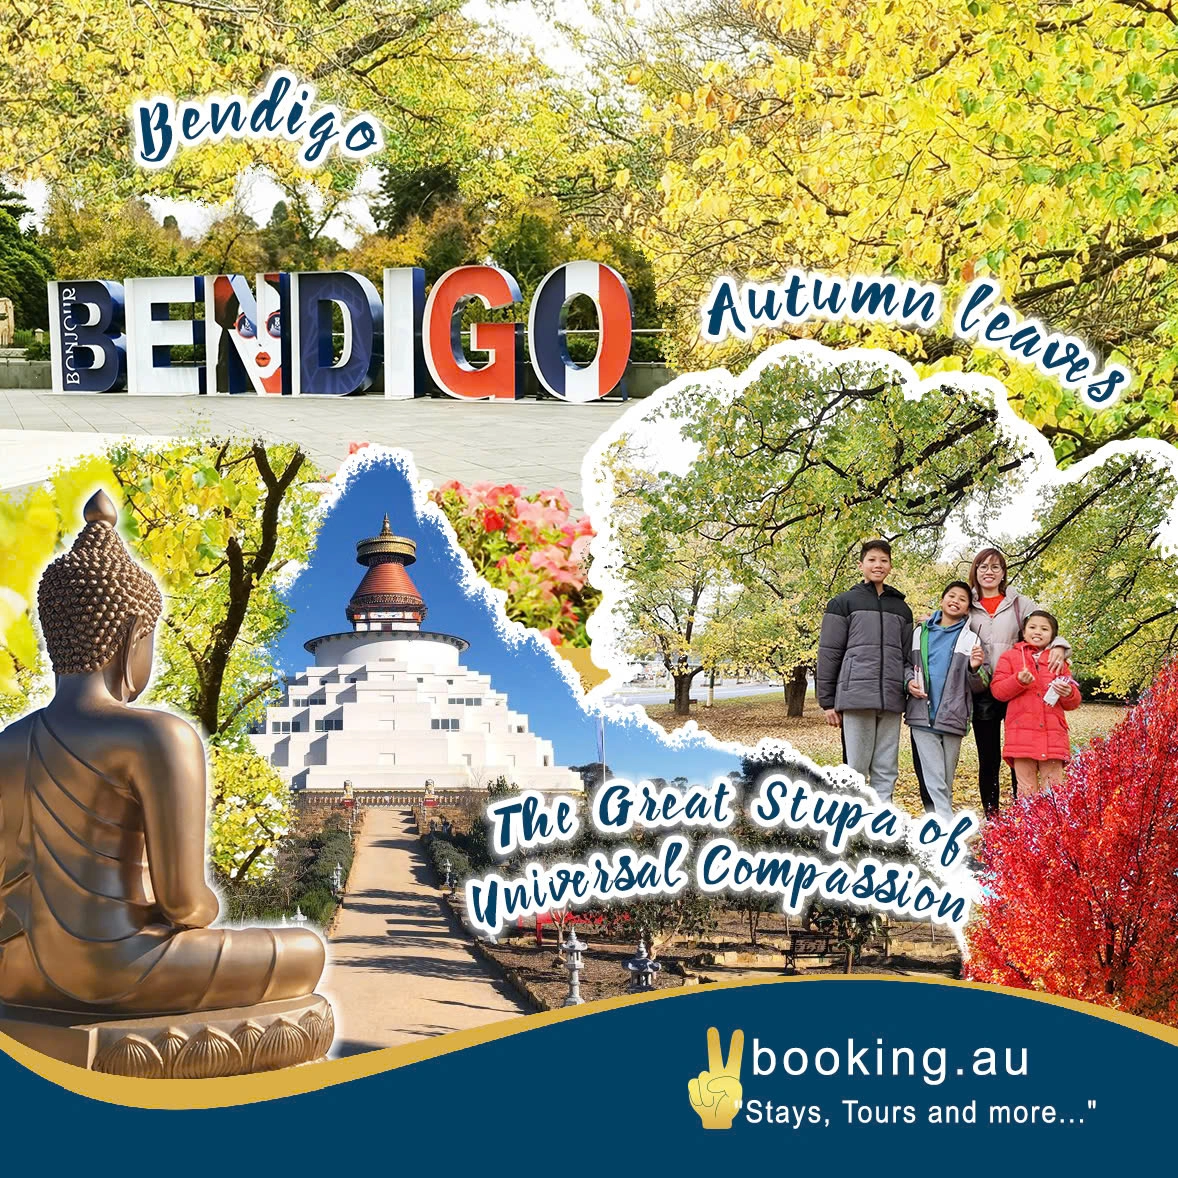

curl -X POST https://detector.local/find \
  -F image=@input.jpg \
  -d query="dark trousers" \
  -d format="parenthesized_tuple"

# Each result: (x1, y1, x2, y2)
(973, 710, 1017, 815)
(973, 712, 1004, 816)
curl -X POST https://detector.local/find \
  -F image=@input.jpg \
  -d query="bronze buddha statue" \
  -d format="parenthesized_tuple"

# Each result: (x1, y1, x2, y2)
(0, 491, 332, 1075)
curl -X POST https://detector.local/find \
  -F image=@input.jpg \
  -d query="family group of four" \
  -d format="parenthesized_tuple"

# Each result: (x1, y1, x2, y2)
(816, 541, 1081, 820)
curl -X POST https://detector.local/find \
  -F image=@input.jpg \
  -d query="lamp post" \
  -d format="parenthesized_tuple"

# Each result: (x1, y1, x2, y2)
(332, 862, 343, 896)
(563, 930, 587, 1007)
(442, 858, 453, 892)
(625, 935, 662, 994)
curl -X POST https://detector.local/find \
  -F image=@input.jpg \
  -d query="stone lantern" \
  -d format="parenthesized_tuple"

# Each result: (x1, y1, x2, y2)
(563, 930, 588, 1007)
(625, 936, 662, 993)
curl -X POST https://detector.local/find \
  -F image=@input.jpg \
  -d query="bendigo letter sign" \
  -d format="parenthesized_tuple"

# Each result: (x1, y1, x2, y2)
(48, 261, 634, 402)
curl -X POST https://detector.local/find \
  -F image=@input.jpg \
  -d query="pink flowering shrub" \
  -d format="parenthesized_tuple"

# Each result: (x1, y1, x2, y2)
(430, 480, 600, 647)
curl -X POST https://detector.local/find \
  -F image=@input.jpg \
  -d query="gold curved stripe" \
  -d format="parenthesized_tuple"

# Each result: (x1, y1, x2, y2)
(2, 973, 1176, 1111)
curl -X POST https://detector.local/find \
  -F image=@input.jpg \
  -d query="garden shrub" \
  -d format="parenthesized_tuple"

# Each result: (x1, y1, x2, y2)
(425, 833, 471, 884)
(298, 886, 338, 925)
(218, 808, 355, 929)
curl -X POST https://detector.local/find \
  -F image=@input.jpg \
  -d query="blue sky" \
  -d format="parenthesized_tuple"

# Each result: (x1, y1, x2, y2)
(271, 455, 743, 785)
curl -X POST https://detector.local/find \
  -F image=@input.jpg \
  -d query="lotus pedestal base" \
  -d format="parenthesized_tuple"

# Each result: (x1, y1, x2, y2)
(0, 993, 334, 1077)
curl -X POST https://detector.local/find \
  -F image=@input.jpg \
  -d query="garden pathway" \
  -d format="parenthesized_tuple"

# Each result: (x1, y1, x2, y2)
(324, 807, 528, 1056)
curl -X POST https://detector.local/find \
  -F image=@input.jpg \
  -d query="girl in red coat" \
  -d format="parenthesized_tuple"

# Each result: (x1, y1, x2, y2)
(990, 610, 1081, 797)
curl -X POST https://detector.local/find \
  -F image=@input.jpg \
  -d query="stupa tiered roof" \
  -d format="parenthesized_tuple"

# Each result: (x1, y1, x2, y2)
(346, 514, 426, 626)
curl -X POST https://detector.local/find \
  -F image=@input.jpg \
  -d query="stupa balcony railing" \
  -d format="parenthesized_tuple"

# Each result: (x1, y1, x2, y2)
(295, 788, 482, 811)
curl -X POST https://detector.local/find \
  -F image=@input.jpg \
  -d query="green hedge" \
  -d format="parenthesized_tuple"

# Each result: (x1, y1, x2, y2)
(218, 810, 355, 928)
(424, 832, 471, 885)
(298, 886, 338, 924)
(565, 335, 666, 364)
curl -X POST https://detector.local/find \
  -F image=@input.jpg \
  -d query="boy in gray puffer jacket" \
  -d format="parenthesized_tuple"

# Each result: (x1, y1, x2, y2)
(904, 581, 989, 821)
(817, 540, 913, 802)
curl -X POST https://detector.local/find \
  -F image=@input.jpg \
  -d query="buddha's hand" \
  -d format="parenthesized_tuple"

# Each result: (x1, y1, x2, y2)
(688, 1027, 744, 1130)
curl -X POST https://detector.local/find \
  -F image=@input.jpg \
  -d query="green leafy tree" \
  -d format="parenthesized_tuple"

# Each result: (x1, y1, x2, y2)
(604, 456, 740, 715)
(0, 0, 607, 241)
(604, 355, 1175, 716)
(258, 199, 344, 273)
(375, 164, 464, 236)
(42, 196, 192, 280)
(419, 206, 481, 282)
(602, 356, 1030, 715)
(0, 182, 52, 329)
(698, 585, 815, 715)
(1001, 454, 1178, 698)
(483, 198, 666, 359)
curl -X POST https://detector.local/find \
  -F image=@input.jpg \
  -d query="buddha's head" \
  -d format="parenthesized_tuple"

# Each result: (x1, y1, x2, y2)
(37, 490, 163, 700)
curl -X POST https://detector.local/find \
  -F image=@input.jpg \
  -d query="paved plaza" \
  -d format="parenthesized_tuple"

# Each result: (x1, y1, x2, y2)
(324, 808, 527, 1055)
(0, 390, 635, 505)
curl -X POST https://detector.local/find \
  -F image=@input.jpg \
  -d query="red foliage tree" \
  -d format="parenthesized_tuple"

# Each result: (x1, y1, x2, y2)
(965, 659, 1178, 1024)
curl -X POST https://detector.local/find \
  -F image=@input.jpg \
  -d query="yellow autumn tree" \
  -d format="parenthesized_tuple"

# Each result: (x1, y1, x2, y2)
(589, 0, 1178, 462)
(208, 744, 294, 885)
(0, 0, 609, 219)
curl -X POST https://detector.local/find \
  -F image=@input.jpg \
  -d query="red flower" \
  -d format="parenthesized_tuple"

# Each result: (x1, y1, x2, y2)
(483, 509, 506, 532)
(347, 441, 370, 454)
(541, 627, 564, 646)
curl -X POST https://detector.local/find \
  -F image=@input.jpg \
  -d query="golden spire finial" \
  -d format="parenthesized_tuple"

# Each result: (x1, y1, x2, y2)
(356, 512, 416, 566)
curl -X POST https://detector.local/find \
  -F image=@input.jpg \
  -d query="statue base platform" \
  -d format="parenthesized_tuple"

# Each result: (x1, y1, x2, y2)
(0, 993, 334, 1078)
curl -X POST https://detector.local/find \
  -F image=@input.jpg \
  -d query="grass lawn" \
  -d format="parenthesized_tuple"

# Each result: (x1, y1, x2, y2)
(644, 692, 1127, 818)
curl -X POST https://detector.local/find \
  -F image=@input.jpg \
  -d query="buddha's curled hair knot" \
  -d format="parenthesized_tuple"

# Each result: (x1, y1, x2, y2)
(37, 494, 163, 674)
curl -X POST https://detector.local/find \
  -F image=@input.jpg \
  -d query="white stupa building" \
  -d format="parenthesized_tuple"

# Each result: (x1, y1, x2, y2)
(250, 515, 584, 797)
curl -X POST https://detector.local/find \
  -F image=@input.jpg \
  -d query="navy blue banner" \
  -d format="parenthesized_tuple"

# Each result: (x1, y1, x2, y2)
(2, 977, 1174, 1167)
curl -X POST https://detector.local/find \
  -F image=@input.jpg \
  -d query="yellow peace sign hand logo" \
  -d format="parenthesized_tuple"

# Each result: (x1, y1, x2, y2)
(688, 1027, 744, 1130)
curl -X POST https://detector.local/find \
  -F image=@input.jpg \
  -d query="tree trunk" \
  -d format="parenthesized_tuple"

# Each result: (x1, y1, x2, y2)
(706, 669, 715, 708)
(673, 674, 695, 716)
(785, 664, 808, 717)
(191, 445, 305, 738)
